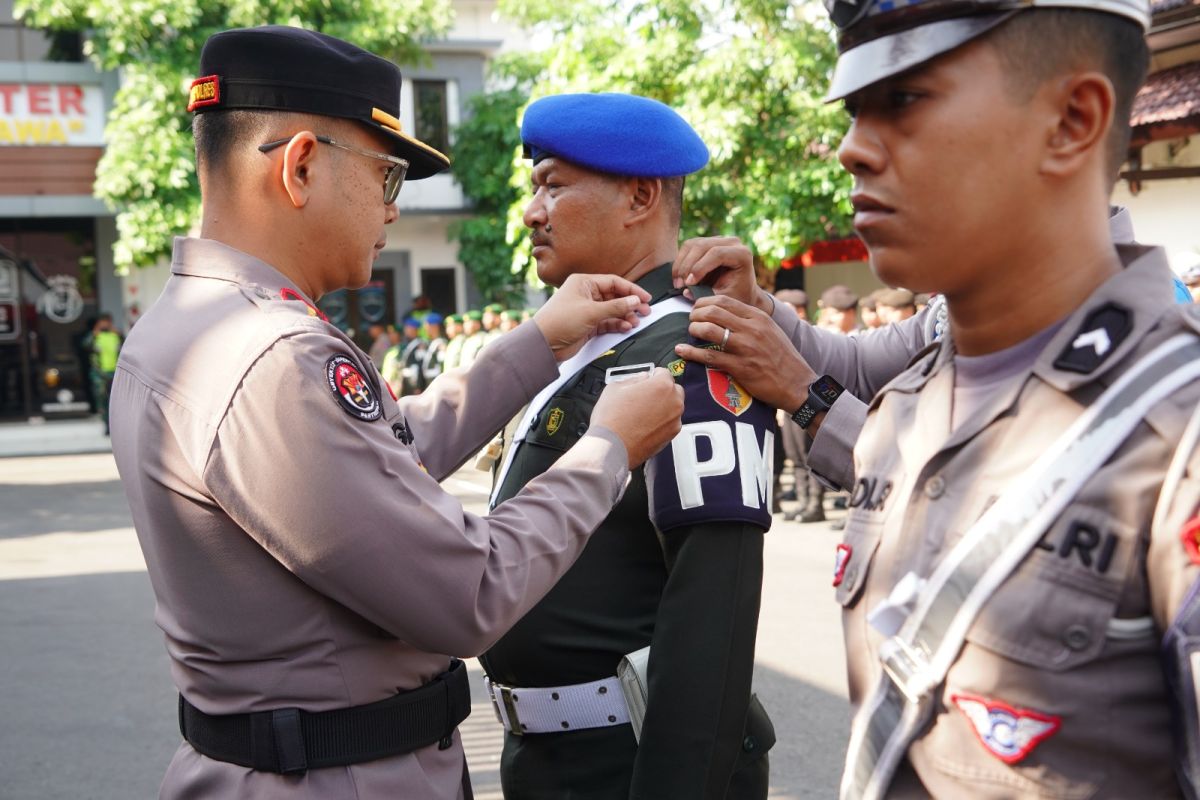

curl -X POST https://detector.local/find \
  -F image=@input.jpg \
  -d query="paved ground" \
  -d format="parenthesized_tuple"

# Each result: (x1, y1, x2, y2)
(0, 452, 850, 800)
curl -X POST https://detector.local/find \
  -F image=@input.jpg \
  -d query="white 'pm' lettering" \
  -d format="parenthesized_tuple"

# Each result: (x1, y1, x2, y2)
(671, 421, 774, 510)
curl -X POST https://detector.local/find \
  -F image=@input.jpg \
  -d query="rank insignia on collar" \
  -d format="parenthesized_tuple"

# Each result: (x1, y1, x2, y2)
(706, 367, 753, 416)
(1053, 303, 1132, 374)
(281, 288, 329, 322)
(1181, 517, 1200, 566)
(832, 543, 852, 588)
(326, 355, 381, 421)
(951, 692, 1060, 764)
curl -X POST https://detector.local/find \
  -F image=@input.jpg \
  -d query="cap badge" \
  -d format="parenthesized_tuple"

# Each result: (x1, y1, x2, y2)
(951, 692, 1060, 764)
(187, 75, 220, 112)
(706, 367, 753, 417)
(326, 355, 381, 421)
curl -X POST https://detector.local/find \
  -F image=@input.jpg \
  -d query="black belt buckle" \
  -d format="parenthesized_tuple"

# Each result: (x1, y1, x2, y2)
(271, 707, 308, 774)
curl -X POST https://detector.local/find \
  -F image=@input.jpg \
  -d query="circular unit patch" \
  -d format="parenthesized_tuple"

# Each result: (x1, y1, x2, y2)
(326, 354, 381, 421)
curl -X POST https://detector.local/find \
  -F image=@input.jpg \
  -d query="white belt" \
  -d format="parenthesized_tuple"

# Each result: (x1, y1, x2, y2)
(484, 676, 631, 735)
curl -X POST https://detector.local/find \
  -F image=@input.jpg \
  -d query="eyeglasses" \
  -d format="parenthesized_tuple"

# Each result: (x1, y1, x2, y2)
(258, 135, 410, 204)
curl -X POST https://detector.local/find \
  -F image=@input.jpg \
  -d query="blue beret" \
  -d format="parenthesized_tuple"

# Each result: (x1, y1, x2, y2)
(424, 312, 444, 325)
(522, 93, 708, 178)
(402, 317, 420, 328)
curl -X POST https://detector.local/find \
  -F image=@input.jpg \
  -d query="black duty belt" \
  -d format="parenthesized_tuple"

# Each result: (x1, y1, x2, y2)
(178, 658, 471, 775)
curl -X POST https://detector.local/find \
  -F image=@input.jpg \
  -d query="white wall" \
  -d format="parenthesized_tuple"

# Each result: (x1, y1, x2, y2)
(385, 214, 467, 308)
(1111, 135, 1200, 271)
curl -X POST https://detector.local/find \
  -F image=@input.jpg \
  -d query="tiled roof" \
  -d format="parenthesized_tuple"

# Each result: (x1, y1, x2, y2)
(1152, 0, 1197, 14)
(1131, 61, 1200, 130)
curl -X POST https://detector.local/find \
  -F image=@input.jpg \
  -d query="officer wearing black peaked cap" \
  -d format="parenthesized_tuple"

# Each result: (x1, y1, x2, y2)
(109, 26, 686, 800)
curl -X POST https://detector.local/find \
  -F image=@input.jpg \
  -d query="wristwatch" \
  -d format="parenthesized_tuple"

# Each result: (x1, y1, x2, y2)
(790, 375, 845, 430)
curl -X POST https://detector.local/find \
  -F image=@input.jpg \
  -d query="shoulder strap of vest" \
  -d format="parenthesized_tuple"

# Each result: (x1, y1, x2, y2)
(843, 331, 1200, 800)
(489, 295, 692, 507)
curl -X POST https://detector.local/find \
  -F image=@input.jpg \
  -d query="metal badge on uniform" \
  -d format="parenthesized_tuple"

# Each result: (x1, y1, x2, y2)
(1053, 303, 1132, 374)
(832, 543, 853, 587)
(950, 692, 1060, 765)
(326, 355, 381, 421)
(605, 363, 655, 384)
(706, 367, 753, 416)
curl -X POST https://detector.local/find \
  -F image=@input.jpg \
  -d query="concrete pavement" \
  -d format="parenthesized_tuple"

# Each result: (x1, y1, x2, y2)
(0, 453, 850, 799)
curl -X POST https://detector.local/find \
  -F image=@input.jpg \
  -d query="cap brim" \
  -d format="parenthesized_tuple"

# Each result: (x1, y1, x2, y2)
(375, 124, 450, 180)
(825, 13, 1017, 102)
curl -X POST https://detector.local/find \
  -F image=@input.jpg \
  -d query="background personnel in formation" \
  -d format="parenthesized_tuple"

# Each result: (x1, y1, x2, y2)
(83, 312, 122, 435)
(108, 26, 684, 800)
(480, 92, 775, 800)
(673, 1, 1200, 797)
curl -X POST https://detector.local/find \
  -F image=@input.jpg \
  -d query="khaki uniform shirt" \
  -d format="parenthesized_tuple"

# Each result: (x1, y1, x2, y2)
(109, 238, 630, 799)
(835, 245, 1200, 797)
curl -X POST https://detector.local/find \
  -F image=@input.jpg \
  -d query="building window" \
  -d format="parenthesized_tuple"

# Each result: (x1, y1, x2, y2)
(414, 80, 450, 155)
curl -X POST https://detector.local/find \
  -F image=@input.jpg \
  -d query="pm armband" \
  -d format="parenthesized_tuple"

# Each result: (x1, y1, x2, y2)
(646, 359, 776, 532)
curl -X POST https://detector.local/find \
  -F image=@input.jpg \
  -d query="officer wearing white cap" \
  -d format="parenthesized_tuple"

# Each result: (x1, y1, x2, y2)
(480, 92, 776, 799)
(108, 27, 685, 800)
(672, 2, 1200, 798)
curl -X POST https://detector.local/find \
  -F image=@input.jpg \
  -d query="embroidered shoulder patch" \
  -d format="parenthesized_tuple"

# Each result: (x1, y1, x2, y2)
(326, 355, 381, 421)
(832, 543, 853, 587)
(951, 692, 1061, 764)
(706, 367, 752, 416)
(1182, 517, 1200, 565)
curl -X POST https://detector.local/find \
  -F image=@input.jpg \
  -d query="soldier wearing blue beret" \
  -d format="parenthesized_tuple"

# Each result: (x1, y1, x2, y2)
(479, 92, 777, 799)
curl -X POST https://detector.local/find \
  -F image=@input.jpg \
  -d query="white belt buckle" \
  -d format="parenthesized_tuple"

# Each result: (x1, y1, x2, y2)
(879, 637, 934, 705)
(867, 571, 926, 637)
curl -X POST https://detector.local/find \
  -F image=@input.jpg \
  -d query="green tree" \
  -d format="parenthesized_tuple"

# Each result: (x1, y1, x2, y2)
(475, 0, 853, 282)
(449, 86, 529, 305)
(15, 0, 452, 273)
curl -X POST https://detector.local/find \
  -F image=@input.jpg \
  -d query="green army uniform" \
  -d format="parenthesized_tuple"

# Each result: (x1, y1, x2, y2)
(482, 265, 776, 799)
(443, 315, 465, 371)
(459, 312, 489, 369)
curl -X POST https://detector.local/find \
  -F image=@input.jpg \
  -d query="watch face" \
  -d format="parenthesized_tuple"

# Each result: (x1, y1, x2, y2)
(813, 376, 843, 405)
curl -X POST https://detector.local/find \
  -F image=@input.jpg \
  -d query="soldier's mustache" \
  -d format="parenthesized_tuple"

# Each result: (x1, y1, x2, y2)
(531, 225, 553, 246)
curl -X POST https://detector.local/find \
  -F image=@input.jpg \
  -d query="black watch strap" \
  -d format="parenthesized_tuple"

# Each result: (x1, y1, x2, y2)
(790, 375, 845, 430)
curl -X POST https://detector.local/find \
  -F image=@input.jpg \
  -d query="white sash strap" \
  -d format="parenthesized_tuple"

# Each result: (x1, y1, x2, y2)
(843, 333, 1200, 800)
(489, 296, 692, 507)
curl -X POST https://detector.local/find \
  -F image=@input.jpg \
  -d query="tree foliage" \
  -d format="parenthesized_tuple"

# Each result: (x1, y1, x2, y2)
(449, 87, 529, 304)
(15, 0, 452, 273)
(476, 0, 853, 283)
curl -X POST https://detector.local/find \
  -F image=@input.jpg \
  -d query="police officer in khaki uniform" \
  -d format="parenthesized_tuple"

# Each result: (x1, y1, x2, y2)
(108, 27, 685, 800)
(671, 1, 1200, 797)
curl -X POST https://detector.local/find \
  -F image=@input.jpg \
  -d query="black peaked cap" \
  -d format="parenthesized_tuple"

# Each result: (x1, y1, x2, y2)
(189, 26, 450, 180)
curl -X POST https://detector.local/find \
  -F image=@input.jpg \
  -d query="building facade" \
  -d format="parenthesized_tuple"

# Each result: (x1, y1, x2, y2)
(1112, 0, 1200, 272)
(0, 0, 122, 421)
(0, 1, 528, 421)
